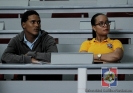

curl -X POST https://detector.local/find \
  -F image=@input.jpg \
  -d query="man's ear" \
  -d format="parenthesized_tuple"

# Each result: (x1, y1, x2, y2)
(22, 22, 26, 29)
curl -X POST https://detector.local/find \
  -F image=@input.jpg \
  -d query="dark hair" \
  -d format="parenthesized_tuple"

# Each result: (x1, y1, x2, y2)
(21, 10, 40, 27)
(91, 13, 105, 38)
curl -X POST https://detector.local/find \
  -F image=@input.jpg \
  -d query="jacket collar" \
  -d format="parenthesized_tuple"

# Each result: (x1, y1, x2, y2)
(18, 30, 48, 42)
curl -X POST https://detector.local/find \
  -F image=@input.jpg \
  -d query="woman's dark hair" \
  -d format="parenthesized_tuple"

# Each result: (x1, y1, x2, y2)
(91, 13, 105, 38)
(21, 10, 40, 28)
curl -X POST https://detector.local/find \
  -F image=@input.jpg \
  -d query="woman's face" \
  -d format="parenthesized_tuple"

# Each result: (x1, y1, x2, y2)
(93, 15, 110, 36)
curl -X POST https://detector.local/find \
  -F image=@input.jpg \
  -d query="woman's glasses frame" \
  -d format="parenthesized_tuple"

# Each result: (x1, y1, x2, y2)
(95, 21, 111, 27)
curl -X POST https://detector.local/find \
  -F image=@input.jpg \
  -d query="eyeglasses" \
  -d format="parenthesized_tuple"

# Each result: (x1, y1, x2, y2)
(95, 21, 111, 27)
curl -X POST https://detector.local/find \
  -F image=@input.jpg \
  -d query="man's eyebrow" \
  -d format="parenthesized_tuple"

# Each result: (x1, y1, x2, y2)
(30, 20, 35, 21)
(30, 20, 40, 21)
(98, 20, 108, 23)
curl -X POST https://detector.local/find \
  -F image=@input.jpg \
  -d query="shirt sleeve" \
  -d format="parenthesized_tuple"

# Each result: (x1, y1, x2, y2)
(113, 40, 123, 51)
(79, 40, 90, 52)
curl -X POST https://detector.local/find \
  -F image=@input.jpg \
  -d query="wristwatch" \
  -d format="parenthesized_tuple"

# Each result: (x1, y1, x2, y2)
(97, 54, 102, 60)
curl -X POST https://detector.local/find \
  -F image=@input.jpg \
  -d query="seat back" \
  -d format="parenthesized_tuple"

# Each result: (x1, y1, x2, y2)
(57, 44, 80, 52)
(121, 44, 133, 63)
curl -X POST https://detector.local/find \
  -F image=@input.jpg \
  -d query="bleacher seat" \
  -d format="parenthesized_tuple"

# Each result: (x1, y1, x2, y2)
(107, 12, 133, 17)
(0, 0, 28, 6)
(0, 74, 4, 80)
(52, 13, 88, 18)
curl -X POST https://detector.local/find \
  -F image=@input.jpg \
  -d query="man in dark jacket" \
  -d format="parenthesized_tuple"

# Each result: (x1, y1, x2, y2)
(1, 10, 61, 80)
(1, 10, 58, 64)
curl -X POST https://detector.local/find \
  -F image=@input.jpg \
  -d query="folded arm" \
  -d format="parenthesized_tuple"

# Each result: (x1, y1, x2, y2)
(26, 37, 58, 62)
(1, 39, 32, 63)
(94, 48, 123, 63)
(80, 48, 123, 63)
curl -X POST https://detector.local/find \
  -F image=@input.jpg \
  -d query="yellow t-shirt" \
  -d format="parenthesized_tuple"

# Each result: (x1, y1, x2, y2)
(79, 38, 123, 54)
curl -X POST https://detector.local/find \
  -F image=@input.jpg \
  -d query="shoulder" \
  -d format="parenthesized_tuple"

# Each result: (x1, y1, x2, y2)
(111, 39, 122, 44)
(110, 39, 123, 50)
(9, 35, 19, 43)
(13, 31, 24, 41)
(40, 31, 56, 44)
(82, 39, 94, 44)
(42, 34, 54, 41)
(82, 38, 95, 44)
(41, 30, 54, 39)
(82, 40, 90, 44)
(79, 39, 93, 52)
(8, 31, 23, 45)
(80, 40, 91, 46)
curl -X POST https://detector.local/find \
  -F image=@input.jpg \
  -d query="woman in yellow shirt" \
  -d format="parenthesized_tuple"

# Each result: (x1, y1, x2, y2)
(78, 13, 124, 80)
(79, 13, 123, 63)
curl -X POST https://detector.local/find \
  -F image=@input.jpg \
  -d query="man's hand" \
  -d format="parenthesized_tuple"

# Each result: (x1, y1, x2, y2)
(25, 53, 38, 63)
(31, 58, 39, 63)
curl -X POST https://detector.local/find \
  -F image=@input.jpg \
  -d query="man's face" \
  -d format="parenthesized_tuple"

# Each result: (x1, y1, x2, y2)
(22, 14, 41, 36)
